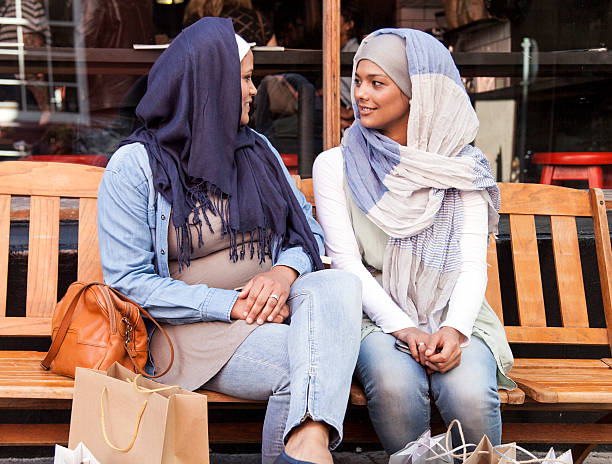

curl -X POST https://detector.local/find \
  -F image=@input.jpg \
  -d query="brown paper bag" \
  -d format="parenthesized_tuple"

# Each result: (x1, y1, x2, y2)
(69, 363, 209, 464)
(462, 435, 516, 463)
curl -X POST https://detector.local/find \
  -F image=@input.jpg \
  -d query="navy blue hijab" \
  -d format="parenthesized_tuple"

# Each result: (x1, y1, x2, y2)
(122, 17, 323, 271)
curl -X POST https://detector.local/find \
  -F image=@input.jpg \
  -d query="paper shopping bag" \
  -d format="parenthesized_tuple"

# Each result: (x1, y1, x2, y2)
(389, 429, 453, 464)
(462, 435, 517, 464)
(54, 442, 100, 464)
(542, 448, 573, 464)
(69, 363, 209, 464)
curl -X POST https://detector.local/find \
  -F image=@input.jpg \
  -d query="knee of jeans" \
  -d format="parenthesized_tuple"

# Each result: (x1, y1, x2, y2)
(440, 380, 500, 414)
(362, 364, 428, 409)
(319, 269, 362, 312)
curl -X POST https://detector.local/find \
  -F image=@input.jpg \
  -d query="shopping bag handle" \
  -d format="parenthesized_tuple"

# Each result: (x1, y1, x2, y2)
(420, 419, 570, 463)
(126, 374, 181, 394)
(100, 386, 147, 452)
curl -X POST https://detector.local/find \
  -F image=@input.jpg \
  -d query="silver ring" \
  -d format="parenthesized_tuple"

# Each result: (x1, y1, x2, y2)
(268, 294, 280, 302)
(418, 342, 425, 347)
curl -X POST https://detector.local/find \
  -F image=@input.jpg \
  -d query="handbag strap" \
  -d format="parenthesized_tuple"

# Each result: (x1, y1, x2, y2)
(41, 283, 175, 379)
(104, 285, 175, 379)
(41, 282, 94, 371)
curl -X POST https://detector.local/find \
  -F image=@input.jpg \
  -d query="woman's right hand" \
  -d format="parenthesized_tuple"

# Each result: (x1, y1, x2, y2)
(392, 327, 431, 366)
(230, 297, 289, 324)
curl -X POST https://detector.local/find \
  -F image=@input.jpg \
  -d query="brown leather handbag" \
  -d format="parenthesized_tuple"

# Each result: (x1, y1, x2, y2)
(41, 282, 173, 379)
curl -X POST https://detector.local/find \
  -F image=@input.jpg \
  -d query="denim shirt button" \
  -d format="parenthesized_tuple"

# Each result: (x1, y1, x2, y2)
(160, 249, 165, 255)
(161, 214, 166, 220)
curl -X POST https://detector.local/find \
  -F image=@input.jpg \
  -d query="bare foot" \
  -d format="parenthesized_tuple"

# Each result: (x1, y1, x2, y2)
(284, 419, 333, 464)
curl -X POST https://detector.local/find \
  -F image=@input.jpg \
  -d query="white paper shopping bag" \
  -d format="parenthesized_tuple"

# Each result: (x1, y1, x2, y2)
(542, 447, 573, 464)
(54, 442, 100, 464)
(389, 429, 453, 464)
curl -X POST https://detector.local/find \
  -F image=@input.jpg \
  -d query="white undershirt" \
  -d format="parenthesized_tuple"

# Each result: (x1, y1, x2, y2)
(313, 147, 489, 344)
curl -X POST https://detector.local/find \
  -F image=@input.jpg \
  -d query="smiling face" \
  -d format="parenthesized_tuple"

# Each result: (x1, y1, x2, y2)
(354, 59, 411, 145)
(240, 50, 257, 125)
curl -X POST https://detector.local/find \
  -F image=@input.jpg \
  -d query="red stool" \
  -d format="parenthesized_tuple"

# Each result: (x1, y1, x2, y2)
(531, 152, 612, 189)
(280, 153, 298, 175)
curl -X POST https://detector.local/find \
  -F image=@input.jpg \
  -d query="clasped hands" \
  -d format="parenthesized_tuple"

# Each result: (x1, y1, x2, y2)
(230, 265, 298, 325)
(392, 326, 465, 374)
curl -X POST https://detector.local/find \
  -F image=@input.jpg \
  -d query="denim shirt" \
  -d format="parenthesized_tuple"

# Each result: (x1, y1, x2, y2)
(97, 135, 325, 328)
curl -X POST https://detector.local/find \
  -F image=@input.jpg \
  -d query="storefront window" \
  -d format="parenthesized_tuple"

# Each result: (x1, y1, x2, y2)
(0, 0, 609, 187)
(397, 0, 612, 184)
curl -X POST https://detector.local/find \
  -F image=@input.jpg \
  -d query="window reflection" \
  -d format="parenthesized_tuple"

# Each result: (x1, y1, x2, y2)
(0, 0, 608, 188)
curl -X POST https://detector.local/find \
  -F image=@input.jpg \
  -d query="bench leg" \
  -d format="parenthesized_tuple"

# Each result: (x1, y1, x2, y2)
(571, 412, 612, 464)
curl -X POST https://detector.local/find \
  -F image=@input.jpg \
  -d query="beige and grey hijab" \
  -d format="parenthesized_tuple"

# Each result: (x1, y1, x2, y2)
(342, 28, 500, 327)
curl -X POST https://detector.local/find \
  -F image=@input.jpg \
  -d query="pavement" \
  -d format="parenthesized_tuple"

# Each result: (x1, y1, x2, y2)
(1, 451, 612, 463)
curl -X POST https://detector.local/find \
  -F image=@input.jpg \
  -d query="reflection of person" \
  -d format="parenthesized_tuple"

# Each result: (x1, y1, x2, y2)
(339, 3, 360, 130)
(183, 0, 277, 46)
(77, 0, 153, 155)
(0, 0, 50, 44)
(97, 18, 361, 464)
(313, 29, 515, 454)
(0, 0, 51, 119)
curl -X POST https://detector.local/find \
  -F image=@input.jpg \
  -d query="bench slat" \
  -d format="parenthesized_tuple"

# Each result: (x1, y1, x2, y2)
(0, 423, 70, 446)
(0, 162, 104, 198)
(3, 422, 612, 447)
(501, 423, 612, 444)
(485, 236, 503, 323)
(498, 183, 592, 216)
(551, 216, 589, 327)
(0, 194, 9, 317)
(509, 214, 547, 327)
(510, 375, 612, 404)
(78, 198, 103, 282)
(590, 189, 612, 353)
(0, 317, 50, 336)
(26, 196, 60, 318)
(513, 358, 611, 369)
(505, 326, 609, 345)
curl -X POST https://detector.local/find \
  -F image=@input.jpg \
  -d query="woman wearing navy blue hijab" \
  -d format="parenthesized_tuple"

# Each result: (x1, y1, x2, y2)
(97, 17, 361, 464)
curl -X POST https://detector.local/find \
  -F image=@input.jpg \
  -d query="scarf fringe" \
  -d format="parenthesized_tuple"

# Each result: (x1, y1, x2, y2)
(175, 182, 276, 270)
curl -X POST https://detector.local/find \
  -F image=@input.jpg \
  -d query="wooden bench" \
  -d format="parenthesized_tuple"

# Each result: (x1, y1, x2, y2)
(1, 162, 612, 463)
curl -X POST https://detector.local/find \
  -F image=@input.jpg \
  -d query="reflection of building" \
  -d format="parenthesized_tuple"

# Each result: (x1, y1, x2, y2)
(397, 0, 612, 184)
(0, 0, 89, 131)
(0, 0, 608, 181)
(0, 0, 52, 121)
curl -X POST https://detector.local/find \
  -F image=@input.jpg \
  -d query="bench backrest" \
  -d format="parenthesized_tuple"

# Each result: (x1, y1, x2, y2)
(2, 164, 612, 353)
(298, 179, 612, 352)
(0, 162, 104, 336)
(486, 183, 612, 351)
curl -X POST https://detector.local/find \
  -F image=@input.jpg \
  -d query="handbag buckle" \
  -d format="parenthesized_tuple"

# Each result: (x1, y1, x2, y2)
(121, 317, 134, 348)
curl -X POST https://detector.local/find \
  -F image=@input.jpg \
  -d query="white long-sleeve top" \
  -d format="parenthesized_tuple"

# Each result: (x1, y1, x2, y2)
(313, 147, 489, 343)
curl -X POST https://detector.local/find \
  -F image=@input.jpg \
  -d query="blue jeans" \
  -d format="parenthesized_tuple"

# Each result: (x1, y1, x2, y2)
(203, 270, 362, 463)
(355, 331, 501, 455)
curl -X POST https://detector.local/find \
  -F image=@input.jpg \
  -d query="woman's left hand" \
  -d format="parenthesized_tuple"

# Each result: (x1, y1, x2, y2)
(239, 266, 298, 325)
(422, 327, 464, 374)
